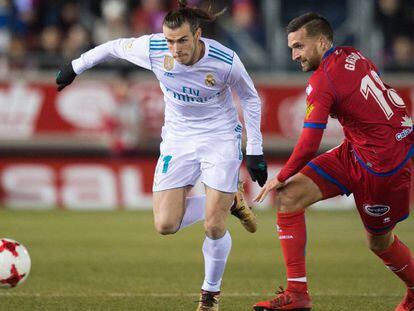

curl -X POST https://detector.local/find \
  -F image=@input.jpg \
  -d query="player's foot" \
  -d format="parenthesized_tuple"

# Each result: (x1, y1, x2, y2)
(230, 181, 257, 233)
(196, 289, 220, 311)
(395, 290, 414, 311)
(253, 287, 312, 311)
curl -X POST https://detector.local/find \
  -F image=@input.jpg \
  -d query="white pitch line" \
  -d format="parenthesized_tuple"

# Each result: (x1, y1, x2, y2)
(0, 292, 402, 298)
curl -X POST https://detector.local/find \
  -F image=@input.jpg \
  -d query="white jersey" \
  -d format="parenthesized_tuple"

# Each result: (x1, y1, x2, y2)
(72, 33, 263, 155)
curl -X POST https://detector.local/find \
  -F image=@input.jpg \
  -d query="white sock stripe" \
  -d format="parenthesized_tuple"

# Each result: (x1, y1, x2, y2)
(287, 277, 307, 282)
(387, 264, 408, 273)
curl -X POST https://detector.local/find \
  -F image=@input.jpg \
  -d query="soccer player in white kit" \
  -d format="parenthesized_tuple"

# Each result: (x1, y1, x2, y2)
(56, 1, 267, 310)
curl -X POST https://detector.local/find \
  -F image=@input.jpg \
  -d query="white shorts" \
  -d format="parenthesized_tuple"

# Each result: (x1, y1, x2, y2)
(152, 134, 242, 193)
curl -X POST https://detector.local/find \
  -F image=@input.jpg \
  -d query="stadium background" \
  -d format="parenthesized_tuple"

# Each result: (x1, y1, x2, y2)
(0, 1, 413, 310)
(0, 0, 412, 210)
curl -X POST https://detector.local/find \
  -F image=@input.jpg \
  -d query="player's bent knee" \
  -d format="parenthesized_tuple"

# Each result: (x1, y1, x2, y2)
(277, 191, 302, 213)
(154, 221, 179, 235)
(204, 223, 226, 239)
(368, 240, 390, 253)
(367, 232, 393, 253)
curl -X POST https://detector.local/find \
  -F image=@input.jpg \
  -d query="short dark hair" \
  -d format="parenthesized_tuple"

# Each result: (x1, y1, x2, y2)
(286, 12, 333, 43)
(163, 0, 226, 34)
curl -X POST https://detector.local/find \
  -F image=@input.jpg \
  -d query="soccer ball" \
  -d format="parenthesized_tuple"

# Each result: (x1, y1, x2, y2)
(0, 239, 31, 288)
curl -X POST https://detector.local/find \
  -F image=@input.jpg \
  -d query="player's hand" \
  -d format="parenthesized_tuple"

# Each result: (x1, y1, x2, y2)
(246, 154, 268, 187)
(56, 63, 77, 91)
(254, 177, 285, 203)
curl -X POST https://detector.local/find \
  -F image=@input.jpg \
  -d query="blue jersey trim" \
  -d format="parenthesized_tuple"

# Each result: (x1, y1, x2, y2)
(150, 48, 169, 51)
(322, 46, 335, 60)
(150, 39, 166, 42)
(364, 213, 409, 234)
(150, 43, 167, 47)
(208, 53, 233, 65)
(209, 49, 233, 62)
(209, 46, 233, 60)
(307, 162, 351, 196)
(353, 144, 414, 177)
(303, 122, 327, 129)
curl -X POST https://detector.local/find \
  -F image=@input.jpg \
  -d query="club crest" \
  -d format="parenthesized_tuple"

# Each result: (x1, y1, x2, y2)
(205, 73, 216, 87)
(124, 40, 134, 51)
(164, 55, 174, 71)
(306, 84, 313, 95)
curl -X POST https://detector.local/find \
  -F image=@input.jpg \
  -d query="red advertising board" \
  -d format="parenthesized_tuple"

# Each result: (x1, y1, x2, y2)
(0, 157, 357, 210)
(0, 79, 412, 210)
(0, 80, 412, 151)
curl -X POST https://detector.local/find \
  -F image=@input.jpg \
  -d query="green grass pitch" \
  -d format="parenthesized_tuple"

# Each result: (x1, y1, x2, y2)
(0, 208, 412, 310)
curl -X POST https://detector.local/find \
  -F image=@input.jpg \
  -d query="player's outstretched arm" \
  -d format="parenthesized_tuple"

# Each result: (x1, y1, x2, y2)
(56, 63, 77, 91)
(55, 36, 152, 92)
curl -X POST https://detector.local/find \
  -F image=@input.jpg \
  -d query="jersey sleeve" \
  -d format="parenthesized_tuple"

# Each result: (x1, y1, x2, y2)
(72, 35, 151, 74)
(277, 71, 336, 182)
(277, 128, 324, 182)
(303, 71, 334, 128)
(228, 53, 263, 155)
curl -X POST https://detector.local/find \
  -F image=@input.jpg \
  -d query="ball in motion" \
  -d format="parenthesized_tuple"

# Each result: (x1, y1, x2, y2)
(0, 238, 31, 288)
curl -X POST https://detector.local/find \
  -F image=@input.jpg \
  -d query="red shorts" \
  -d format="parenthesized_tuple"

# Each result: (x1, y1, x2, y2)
(301, 140, 412, 235)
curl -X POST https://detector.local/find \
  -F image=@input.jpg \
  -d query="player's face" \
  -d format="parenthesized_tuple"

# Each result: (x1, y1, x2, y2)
(288, 27, 324, 72)
(163, 22, 201, 65)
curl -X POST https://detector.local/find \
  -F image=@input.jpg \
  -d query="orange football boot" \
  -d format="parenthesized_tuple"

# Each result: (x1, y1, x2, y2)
(395, 291, 414, 311)
(253, 287, 312, 311)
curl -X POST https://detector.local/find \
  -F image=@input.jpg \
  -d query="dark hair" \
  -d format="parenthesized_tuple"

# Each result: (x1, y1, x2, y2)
(163, 0, 225, 34)
(286, 12, 333, 43)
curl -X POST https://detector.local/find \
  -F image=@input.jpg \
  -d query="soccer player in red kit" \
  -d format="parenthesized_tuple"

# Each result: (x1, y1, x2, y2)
(253, 12, 414, 311)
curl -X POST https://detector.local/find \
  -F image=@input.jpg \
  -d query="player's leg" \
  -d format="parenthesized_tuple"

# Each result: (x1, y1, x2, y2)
(356, 162, 414, 311)
(152, 138, 205, 234)
(197, 186, 234, 311)
(276, 173, 323, 290)
(253, 173, 322, 311)
(195, 134, 241, 311)
(179, 195, 207, 230)
(202, 187, 234, 287)
(254, 144, 350, 311)
(153, 187, 191, 234)
(368, 230, 414, 311)
(367, 230, 414, 287)
(154, 182, 254, 235)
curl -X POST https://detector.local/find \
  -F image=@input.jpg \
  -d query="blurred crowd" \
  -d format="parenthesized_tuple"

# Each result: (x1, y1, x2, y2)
(1, 0, 262, 70)
(0, 0, 413, 72)
(375, 0, 414, 72)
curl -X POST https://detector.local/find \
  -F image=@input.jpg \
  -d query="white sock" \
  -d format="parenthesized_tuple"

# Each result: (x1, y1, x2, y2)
(201, 231, 232, 292)
(178, 195, 206, 230)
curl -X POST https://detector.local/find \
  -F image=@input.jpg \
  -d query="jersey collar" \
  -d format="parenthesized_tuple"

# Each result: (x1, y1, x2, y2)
(322, 46, 335, 60)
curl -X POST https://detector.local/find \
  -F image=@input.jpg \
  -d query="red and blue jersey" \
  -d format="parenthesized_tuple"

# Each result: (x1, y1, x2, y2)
(278, 46, 413, 182)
